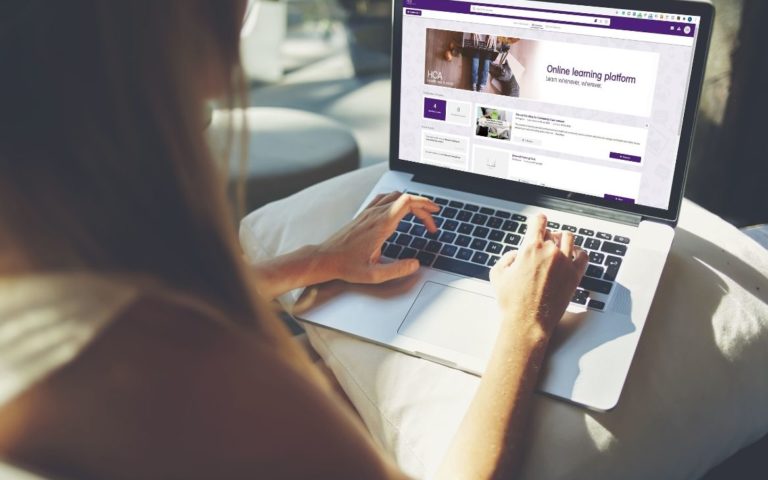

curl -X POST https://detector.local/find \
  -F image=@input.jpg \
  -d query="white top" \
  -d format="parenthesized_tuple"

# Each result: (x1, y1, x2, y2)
(0, 274, 137, 408)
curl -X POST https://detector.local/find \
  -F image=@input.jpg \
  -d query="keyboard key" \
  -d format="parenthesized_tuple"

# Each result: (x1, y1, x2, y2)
(561, 225, 577, 232)
(434, 197, 448, 205)
(439, 232, 456, 243)
(443, 220, 459, 231)
(486, 242, 503, 255)
(505, 233, 522, 245)
(433, 217, 444, 228)
(425, 240, 442, 253)
(456, 248, 473, 261)
(480, 207, 495, 215)
(433, 206, 443, 216)
(488, 229, 505, 242)
(471, 251, 489, 265)
(464, 204, 479, 212)
(470, 238, 488, 251)
(471, 213, 488, 225)
(425, 230, 440, 240)
(495, 210, 511, 219)
(588, 299, 606, 310)
(416, 251, 436, 266)
(584, 238, 601, 250)
(383, 244, 401, 258)
(589, 251, 605, 264)
(458, 223, 474, 234)
(457, 210, 473, 222)
(396, 234, 412, 246)
(601, 241, 627, 256)
(586, 264, 605, 278)
(501, 220, 519, 232)
(421, 194, 433, 200)
(410, 224, 426, 237)
(472, 226, 489, 238)
(486, 216, 503, 229)
(547, 221, 560, 229)
(440, 244, 458, 257)
(604, 265, 620, 282)
(579, 228, 595, 236)
(441, 207, 458, 219)
(433, 256, 490, 281)
(518, 224, 528, 234)
(512, 214, 527, 222)
(488, 255, 500, 267)
(397, 221, 410, 233)
(604, 256, 622, 281)
(574, 235, 584, 247)
(411, 237, 427, 250)
(503, 245, 517, 254)
(387, 232, 398, 243)
(596, 232, 612, 240)
(580, 276, 613, 294)
(455, 235, 471, 247)
(404, 214, 415, 222)
(571, 288, 589, 305)
(614, 236, 630, 244)
(605, 256, 622, 268)
(449, 200, 464, 208)
(399, 247, 418, 259)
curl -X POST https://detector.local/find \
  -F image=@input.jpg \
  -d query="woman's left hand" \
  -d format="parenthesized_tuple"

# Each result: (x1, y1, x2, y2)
(318, 192, 440, 284)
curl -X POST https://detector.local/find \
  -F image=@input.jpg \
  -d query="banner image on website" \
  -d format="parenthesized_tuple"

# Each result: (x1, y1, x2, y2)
(424, 28, 660, 117)
(425, 28, 528, 97)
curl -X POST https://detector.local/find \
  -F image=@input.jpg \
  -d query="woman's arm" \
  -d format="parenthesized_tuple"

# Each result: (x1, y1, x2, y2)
(436, 214, 588, 479)
(250, 192, 440, 300)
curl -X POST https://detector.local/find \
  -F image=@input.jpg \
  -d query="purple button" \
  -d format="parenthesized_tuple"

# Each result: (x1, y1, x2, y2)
(609, 152, 642, 163)
(424, 98, 446, 121)
(604, 194, 636, 204)
(405, 8, 422, 15)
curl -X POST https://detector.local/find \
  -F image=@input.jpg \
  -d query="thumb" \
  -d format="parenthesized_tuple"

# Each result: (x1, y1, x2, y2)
(370, 259, 420, 283)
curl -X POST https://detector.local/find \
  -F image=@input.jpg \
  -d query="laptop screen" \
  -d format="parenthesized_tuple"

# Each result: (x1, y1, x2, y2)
(397, 0, 702, 211)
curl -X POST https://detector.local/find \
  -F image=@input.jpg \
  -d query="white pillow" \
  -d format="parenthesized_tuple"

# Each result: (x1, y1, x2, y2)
(240, 163, 768, 480)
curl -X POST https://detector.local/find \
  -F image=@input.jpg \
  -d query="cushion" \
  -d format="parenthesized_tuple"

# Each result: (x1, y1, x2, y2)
(240, 163, 768, 480)
(208, 108, 359, 209)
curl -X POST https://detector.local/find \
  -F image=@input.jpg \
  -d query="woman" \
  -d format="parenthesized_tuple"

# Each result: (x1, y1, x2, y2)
(0, 1, 587, 479)
(462, 33, 498, 92)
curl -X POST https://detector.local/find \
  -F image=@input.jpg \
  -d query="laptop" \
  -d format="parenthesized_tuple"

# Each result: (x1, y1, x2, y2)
(299, 0, 714, 411)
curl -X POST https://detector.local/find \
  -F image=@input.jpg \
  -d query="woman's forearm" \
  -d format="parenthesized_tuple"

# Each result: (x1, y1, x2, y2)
(249, 246, 336, 300)
(435, 315, 549, 480)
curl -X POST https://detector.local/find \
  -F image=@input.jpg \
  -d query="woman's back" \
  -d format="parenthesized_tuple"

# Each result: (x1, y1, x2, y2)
(0, 274, 137, 410)
(0, 273, 404, 479)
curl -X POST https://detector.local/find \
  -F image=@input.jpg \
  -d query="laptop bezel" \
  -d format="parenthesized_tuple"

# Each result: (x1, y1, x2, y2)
(388, 0, 715, 226)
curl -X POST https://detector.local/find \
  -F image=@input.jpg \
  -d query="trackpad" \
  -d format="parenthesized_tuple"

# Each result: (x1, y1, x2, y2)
(397, 282, 501, 359)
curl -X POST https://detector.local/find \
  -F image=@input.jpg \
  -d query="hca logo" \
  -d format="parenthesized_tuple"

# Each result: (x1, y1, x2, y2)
(427, 70, 443, 81)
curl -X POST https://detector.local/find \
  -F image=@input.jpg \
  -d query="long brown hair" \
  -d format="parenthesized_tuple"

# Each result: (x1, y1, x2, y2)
(0, 1, 282, 337)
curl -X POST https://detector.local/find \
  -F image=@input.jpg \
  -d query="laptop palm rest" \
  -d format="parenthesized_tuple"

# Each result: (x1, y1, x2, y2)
(397, 281, 501, 359)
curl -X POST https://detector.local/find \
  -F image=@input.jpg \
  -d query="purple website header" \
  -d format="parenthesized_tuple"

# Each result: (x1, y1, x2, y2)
(402, 0, 697, 38)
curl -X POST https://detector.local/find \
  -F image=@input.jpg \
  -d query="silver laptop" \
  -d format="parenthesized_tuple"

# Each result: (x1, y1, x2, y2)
(299, 0, 714, 411)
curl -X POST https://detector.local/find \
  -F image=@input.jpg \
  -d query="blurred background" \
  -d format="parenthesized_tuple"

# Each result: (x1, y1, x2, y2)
(238, 0, 766, 226)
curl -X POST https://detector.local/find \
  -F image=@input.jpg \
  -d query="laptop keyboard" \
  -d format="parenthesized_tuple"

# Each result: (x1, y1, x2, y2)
(380, 191, 631, 311)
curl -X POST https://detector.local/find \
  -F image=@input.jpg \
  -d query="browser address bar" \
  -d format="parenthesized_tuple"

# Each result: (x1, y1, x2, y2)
(469, 5, 611, 26)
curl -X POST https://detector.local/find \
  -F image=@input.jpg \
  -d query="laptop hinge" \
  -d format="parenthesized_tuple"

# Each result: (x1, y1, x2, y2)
(410, 173, 642, 227)
(536, 195, 642, 227)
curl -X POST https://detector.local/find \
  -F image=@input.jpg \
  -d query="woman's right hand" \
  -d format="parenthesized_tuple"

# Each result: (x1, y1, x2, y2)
(490, 213, 588, 343)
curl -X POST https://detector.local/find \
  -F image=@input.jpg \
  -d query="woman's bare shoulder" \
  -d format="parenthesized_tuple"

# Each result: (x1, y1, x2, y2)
(0, 295, 406, 480)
